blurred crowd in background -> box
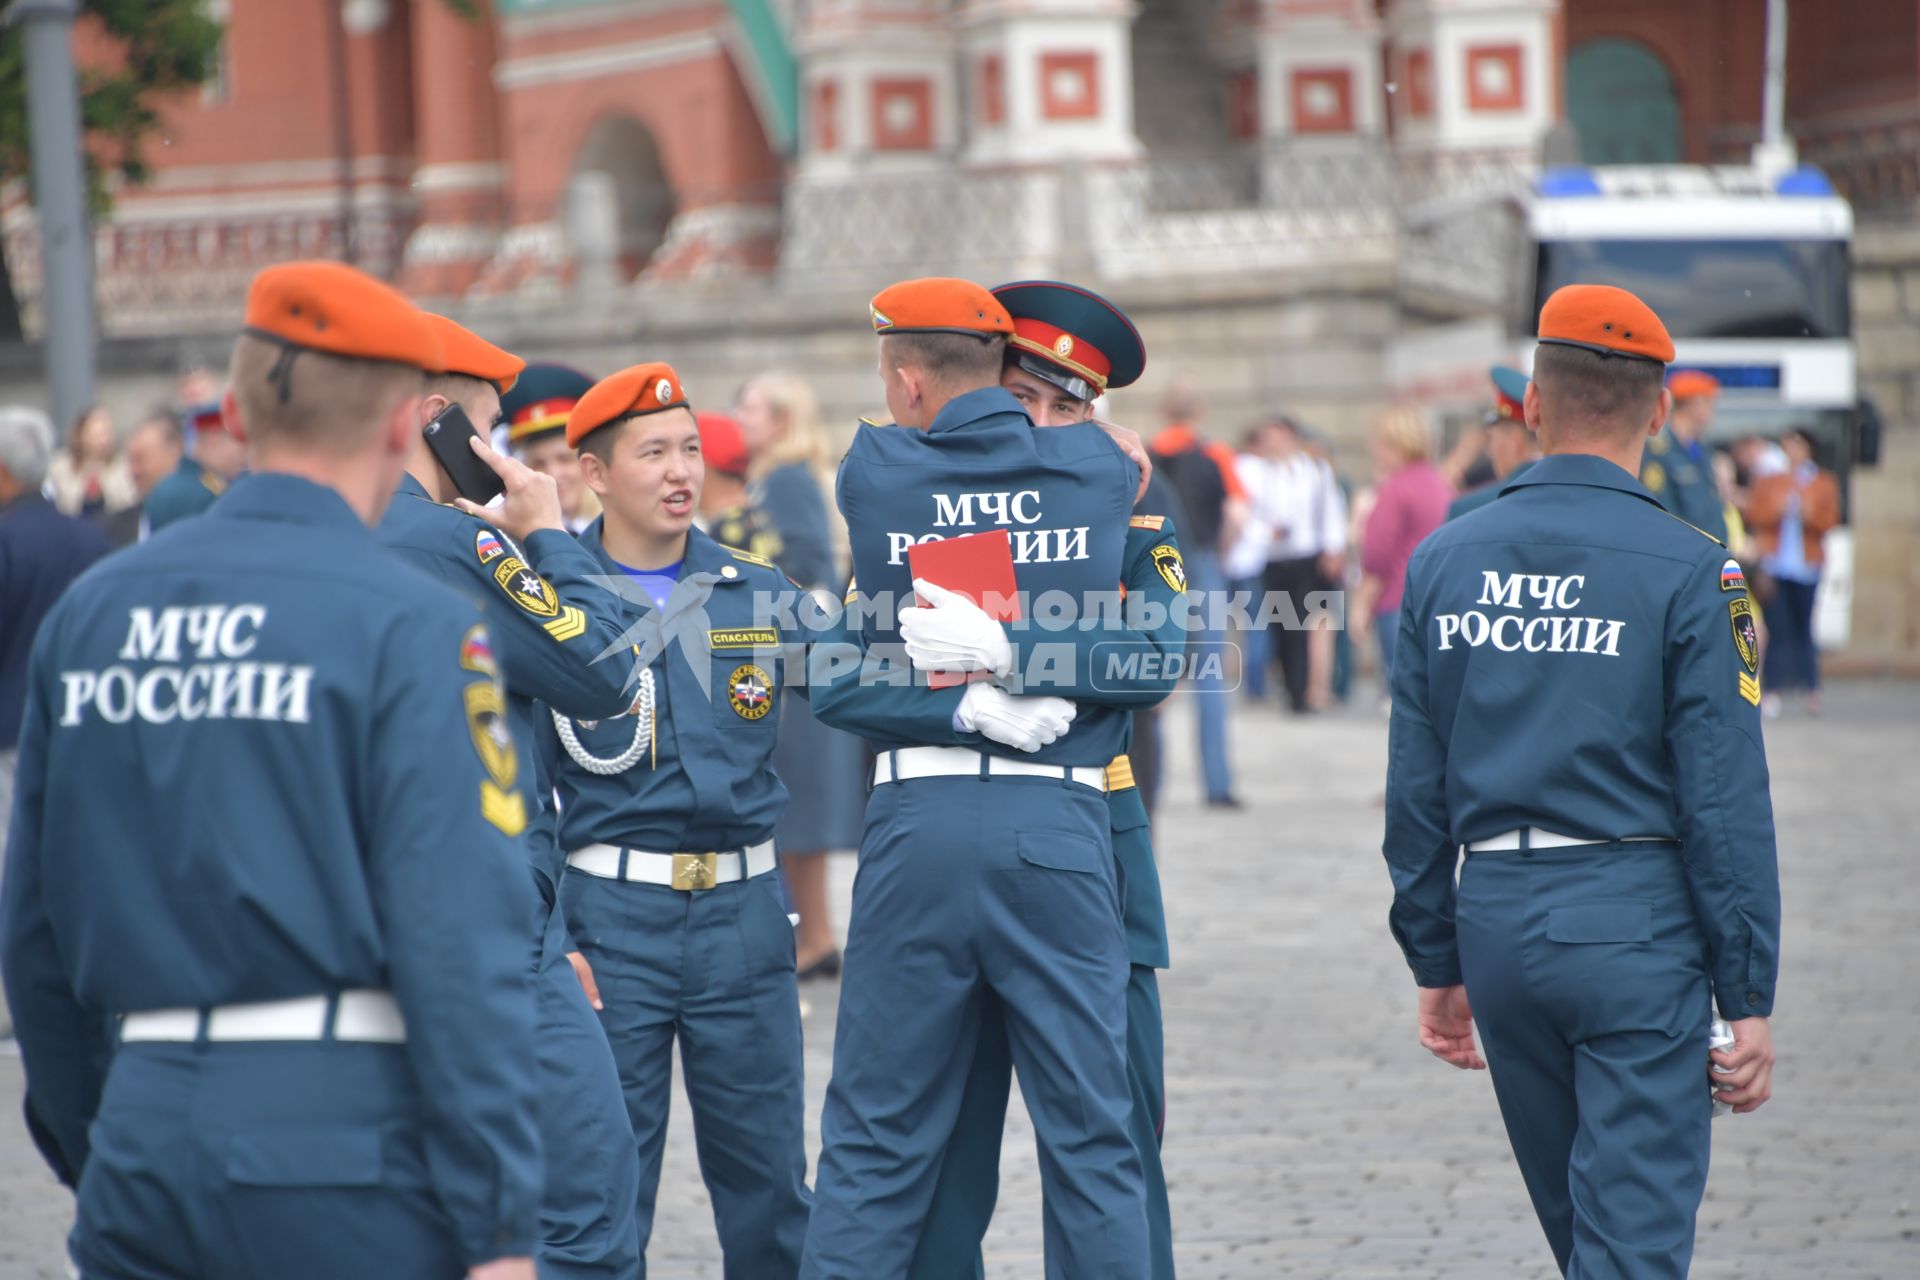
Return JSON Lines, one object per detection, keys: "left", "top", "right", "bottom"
{"left": 0, "top": 362, "right": 1842, "bottom": 979}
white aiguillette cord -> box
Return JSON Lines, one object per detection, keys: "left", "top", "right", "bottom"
{"left": 553, "top": 668, "right": 656, "bottom": 775}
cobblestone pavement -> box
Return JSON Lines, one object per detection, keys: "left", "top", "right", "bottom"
{"left": 3, "top": 681, "right": 1917, "bottom": 1278}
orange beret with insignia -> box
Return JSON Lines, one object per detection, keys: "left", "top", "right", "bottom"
{"left": 1666, "top": 369, "right": 1721, "bottom": 401}
{"left": 423, "top": 313, "right": 524, "bottom": 394}
{"left": 870, "top": 277, "right": 1014, "bottom": 339}
{"left": 567, "top": 362, "right": 691, "bottom": 448}
{"left": 1535, "top": 284, "right": 1675, "bottom": 364}
{"left": 244, "top": 260, "right": 441, "bottom": 371}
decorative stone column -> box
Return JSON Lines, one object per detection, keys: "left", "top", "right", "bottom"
{"left": 1385, "top": 0, "right": 1561, "bottom": 158}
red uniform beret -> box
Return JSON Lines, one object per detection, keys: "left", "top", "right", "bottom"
{"left": 696, "top": 411, "right": 749, "bottom": 477}
{"left": 567, "top": 362, "right": 691, "bottom": 449}
{"left": 1536, "top": 284, "right": 1675, "bottom": 364}
{"left": 422, "top": 314, "right": 524, "bottom": 394}
{"left": 244, "top": 260, "right": 441, "bottom": 370}
{"left": 870, "top": 277, "right": 1014, "bottom": 339}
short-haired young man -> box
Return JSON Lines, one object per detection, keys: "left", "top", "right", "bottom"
{"left": 376, "top": 313, "right": 643, "bottom": 1278}
{"left": 541, "top": 363, "right": 813, "bottom": 1277}
{"left": 1383, "top": 284, "right": 1780, "bottom": 1278}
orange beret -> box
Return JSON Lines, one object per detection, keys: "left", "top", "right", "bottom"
{"left": 697, "top": 411, "right": 749, "bottom": 477}
{"left": 567, "top": 362, "right": 690, "bottom": 448}
{"left": 1535, "top": 284, "right": 1675, "bottom": 364}
{"left": 870, "top": 277, "right": 1014, "bottom": 339}
{"left": 244, "top": 260, "right": 441, "bottom": 370}
{"left": 1666, "top": 369, "right": 1720, "bottom": 400}
{"left": 423, "top": 314, "right": 524, "bottom": 394}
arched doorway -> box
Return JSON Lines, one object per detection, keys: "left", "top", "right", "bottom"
{"left": 567, "top": 115, "right": 676, "bottom": 281}
{"left": 1567, "top": 38, "right": 1682, "bottom": 165}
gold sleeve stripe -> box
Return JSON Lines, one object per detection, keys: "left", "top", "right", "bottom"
{"left": 480, "top": 781, "right": 527, "bottom": 837}
{"left": 1738, "top": 672, "right": 1762, "bottom": 706}
{"left": 1129, "top": 514, "right": 1166, "bottom": 531}
{"left": 1105, "top": 754, "right": 1136, "bottom": 792}
{"left": 544, "top": 606, "right": 588, "bottom": 642}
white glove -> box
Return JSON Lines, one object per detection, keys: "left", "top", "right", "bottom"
{"left": 954, "top": 683, "right": 1076, "bottom": 754}
{"left": 899, "top": 577, "right": 1015, "bottom": 678}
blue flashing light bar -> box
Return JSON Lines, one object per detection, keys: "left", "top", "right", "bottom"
{"left": 1537, "top": 167, "right": 1603, "bottom": 197}
{"left": 1670, "top": 365, "right": 1783, "bottom": 392}
{"left": 1774, "top": 167, "right": 1835, "bottom": 197}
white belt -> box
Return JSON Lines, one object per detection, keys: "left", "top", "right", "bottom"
{"left": 566, "top": 839, "right": 777, "bottom": 890}
{"left": 120, "top": 990, "right": 405, "bottom": 1044}
{"left": 872, "top": 745, "right": 1108, "bottom": 793}
{"left": 1465, "top": 827, "right": 1676, "bottom": 853}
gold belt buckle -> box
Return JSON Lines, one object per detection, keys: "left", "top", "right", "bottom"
{"left": 671, "top": 852, "right": 719, "bottom": 891}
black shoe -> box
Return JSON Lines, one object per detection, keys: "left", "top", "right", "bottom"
{"left": 1206, "top": 794, "right": 1245, "bottom": 810}
{"left": 797, "top": 950, "right": 843, "bottom": 982}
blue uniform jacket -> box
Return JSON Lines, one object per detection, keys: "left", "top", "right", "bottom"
{"left": 815, "top": 514, "right": 1187, "bottom": 966}
{"left": 539, "top": 522, "right": 803, "bottom": 855}
{"left": 820, "top": 387, "right": 1171, "bottom": 767}
{"left": 142, "top": 455, "right": 223, "bottom": 533}
{"left": 1641, "top": 427, "right": 1728, "bottom": 544}
{"left": 0, "top": 474, "right": 542, "bottom": 1258}
{"left": 1383, "top": 454, "right": 1780, "bottom": 1019}
{"left": 0, "top": 493, "right": 109, "bottom": 750}
{"left": 377, "top": 472, "right": 635, "bottom": 898}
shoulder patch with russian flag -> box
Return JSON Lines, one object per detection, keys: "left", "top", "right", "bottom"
{"left": 476, "top": 528, "right": 505, "bottom": 564}
{"left": 1720, "top": 559, "right": 1746, "bottom": 593}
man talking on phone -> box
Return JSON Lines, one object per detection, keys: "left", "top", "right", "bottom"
{"left": 377, "top": 313, "right": 644, "bottom": 1278}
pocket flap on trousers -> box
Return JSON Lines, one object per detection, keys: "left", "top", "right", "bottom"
{"left": 227, "top": 1128, "right": 384, "bottom": 1187}
{"left": 1546, "top": 900, "right": 1654, "bottom": 945}
{"left": 1016, "top": 832, "right": 1104, "bottom": 875}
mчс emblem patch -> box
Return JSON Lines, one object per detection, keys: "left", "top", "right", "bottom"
{"left": 1151, "top": 543, "right": 1188, "bottom": 594}
{"left": 492, "top": 555, "right": 560, "bottom": 618}
{"left": 727, "top": 663, "right": 774, "bottom": 721}
{"left": 1728, "top": 596, "right": 1759, "bottom": 674}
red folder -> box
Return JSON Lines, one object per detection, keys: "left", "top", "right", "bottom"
{"left": 906, "top": 530, "right": 1022, "bottom": 688}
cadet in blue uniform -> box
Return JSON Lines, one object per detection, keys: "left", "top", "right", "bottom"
{"left": 538, "top": 363, "right": 812, "bottom": 1278}
{"left": 1640, "top": 369, "right": 1728, "bottom": 543}
{"left": 1446, "top": 365, "right": 1538, "bottom": 521}
{"left": 377, "top": 314, "right": 642, "bottom": 1279}
{"left": 504, "top": 362, "right": 601, "bottom": 535}
{"left": 911, "top": 279, "right": 1183, "bottom": 1280}
{"left": 1382, "top": 285, "right": 1780, "bottom": 1279}
{"left": 802, "top": 278, "right": 1168, "bottom": 1280}
{"left": 141, "top": 404, "right": 231, "bottom": 533}
{"left": 1, "top": 261, "right": 544, "bottom": 1279}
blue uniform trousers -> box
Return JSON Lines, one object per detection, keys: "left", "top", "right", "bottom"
{"left": 72, "top": 1041, "right": 468, "bottom": 1279}
{"left": 1457, "top": 843, "right": 1714, "bottom": 1280}
{"left": 535, "top": 909, "right": 642, "bottom": 1279}
{"left": 560, "top": 867, "right": 810, "bottom": 1279}
{"left": 907, "top": 965, "right": 1171, "bottom": 1280}
{"left": 802, "top": 777, "right": 1148, "bottom": 1280}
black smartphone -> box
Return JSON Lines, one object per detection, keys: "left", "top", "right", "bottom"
{"left": 422, "top": 403, "right": 506, "bottom": 505}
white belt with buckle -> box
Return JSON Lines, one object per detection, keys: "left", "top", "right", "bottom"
{"left": 1465, "top": 827, "right": 1675, "bottom": 853}
{"left": 120, "top": 990, "right": 405, "bottom": 1044}
{"left": 872, "top": 745, "right": 1108, "bottom": 793}
{"left": 566, "top": 840, "right": 777, "bottom": 891}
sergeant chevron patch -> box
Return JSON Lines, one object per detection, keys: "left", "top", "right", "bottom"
{"left": 544, "top": 606, "right": 587, "bottom": 642}
{"left": 1738, "top": 672, "right": 1762, "bottom": 706}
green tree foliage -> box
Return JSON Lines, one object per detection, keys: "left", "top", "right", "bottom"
{"left": 0, "top": 0, "right": 222, "bottom": 336}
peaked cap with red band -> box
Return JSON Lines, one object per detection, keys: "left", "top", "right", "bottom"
{"left": 423, "top": 313, "right": 524, "bottom": 395}
{"left": 1535, "top": 284, "right": 1675, "bottom": 364}
{"left": 567, "top": 362, "right": 691, "bottom": 449}
{"left": 1666, "top": 369, "right": 1721, "bottom": 401}
{"left": 991, "top": 279, "right": 1146, "bottom": 401}
{"left": 501, "top": 363, "right": 595, "bottom": 447}
{"left": 1486, "top": 365, "right": 1528, "bottom": 426}
{"left": 869, "top": 277, "right": 1014, "bottom": 339}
